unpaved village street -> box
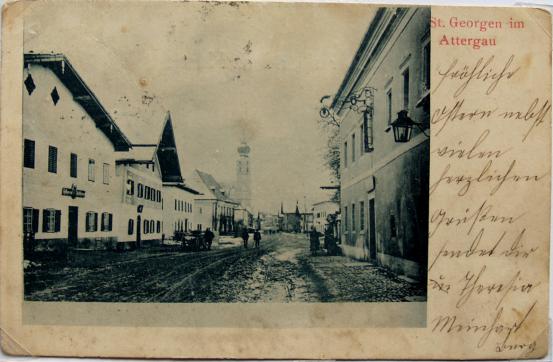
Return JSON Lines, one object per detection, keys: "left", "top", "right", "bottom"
{"left": 25, "top": 233, "right": 425, "bottom": 303}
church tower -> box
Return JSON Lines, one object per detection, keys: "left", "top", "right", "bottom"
{"left": 236, "top": 141, "right": 252, "bottom": 209}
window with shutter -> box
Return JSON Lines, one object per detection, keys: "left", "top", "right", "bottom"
{"left": 70, "top": 153, "right": 78, "bottom": 178}
{"left": 128, "top": 219, "right": 134, "bottom": 235}
{"left": 364, "top": 109, "right": 374, "bottom": 152}
{"left": 403, "top": 68, "right": 410, "bottom": 110}
{"left": 126, "top": 179, "right": 135, "bottom": 195}
{"left": 108, "top": 214, "right": 113, "bottom": 231}
{"left": 88, "top": 159, "right": 95, "bottom": 182}
{"left": 23, "top": 208, "right": 33, "bottom": 232}
{"left": 23, "top": 139, "right": 35, "bottom": 169}
{"left": 86, "top": 212, "right": 92, "bottom": 232}
{"left": 48, "top": 146, "right": 57, "bottom": 173}
{"left": 103, "top": 163, "right": 110, "bottom": 185}
{"left": 43, "top": 209, "right": 56, "bottom": 233}
{"left": 86, "top": 211, "right": 98, "bottom": 232}
{"left": 101, "top": 212, "right": 109, "bottom": 231}
{"left": 32, "top": 209, "right": 39, "bottom": 233}
{"left": 54, "top": 210, "right": 61, "bottom": 232}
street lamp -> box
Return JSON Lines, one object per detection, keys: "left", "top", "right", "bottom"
{"left": 386, "top": 110, "right": 429, "bottom": 143}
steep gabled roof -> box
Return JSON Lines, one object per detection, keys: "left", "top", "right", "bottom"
{"left": 115, "top": 112, "right": 184, "bottom": 183}
{"left": 24, "top": 53, "right": 132, "bottom": 151}
{"left": 156, "top": 112, "right": 183, "bottom": 183}
{"left": 195, "top": 170, "right": 238, "bottom": 204}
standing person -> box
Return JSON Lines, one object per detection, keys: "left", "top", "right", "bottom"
{"left": 309, "top": 226, "right": 320, "bottom": 255}
{"left": 253, "top": 229, "right": 261, "bottom": 248}
{"left": 204, "top": 228, "right": 215, "bottom": 251}
{"left": 241, "top": 227, "right": 249, "bottom": 249}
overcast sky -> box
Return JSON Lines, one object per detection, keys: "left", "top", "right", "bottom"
{"left": 24, "top": 1, "right": 375, "bottom": 213}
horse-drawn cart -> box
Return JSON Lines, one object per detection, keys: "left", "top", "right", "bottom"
{"left": 173, "top": 230, "right": 208, "bottom": 252}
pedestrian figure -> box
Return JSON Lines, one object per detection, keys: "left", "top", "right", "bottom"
{"left": 241, "top": 228, "right": 249, "bottom": 249}
{"left": 253, "top": 229, "right": 261, "bottom": 248}
{"left": 309, "top": 226, "right": 321, "bottom": 255}
{"left": 204, "top": 228, "right": 215, "bottom": 251}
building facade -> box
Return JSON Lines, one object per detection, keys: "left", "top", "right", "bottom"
{"left": 334, "top": 7, "right": 430, "bottom": 281}
{"left": 190, "top": 170, "right": 239, "bottom": 235}
{"left": 162, "top": 183, "right": 200, "bottom": 239}
{"left": 22, "top": 53, "right": 198, "bottom": 253}
{"left": 22, "top": 54, "right": 132, "bottom": 254}
{"left": 312, "top": 201, "right": 340, "bottom": 233}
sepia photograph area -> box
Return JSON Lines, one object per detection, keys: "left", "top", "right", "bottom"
{"left": 21, "top": 3, "right": 430, "bottom": 305}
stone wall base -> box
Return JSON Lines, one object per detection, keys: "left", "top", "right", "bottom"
{"left": 339, "top": 244, "right": 423, "bottom": 281}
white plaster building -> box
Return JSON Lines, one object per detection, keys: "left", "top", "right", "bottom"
{"left": 22, "top": 53, "right": 132, "bottom": 253}
{"left": 190, "top": 170, "right": 239, "bottom": 236}
{"left": 311, "top": 201, "right": 339, "bottom": 233}
{"left": 333, "top": 8, "right": 430, "bottom": 281}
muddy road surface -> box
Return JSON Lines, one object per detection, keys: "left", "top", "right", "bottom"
{"left": 25, "top": 233, "right": 425, "bottom": 302}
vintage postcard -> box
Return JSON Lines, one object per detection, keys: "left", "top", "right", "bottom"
{"left": 0, "top": 1, "right": 550, "bottom": 359}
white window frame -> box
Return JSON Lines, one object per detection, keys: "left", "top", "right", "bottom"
{"left": 88, "top": 159, "right": 95, "bottom": 182}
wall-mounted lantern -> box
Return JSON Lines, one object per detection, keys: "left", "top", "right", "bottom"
{"left": 386, "top": 110, "right": 429, "bottom": 143}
